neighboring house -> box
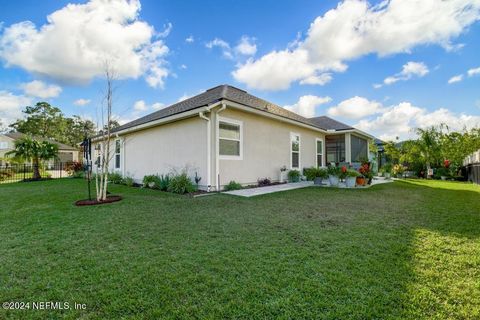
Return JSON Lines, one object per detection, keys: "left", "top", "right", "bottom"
{"left": 0, "top": 132, "right": 79, "bottom": 166}
{"left": 94, "top": 84, "right": 374, "bottom": 191}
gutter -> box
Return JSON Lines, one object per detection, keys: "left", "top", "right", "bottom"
{"left": 215, "top": 103, "right": 227, "bottom": 191}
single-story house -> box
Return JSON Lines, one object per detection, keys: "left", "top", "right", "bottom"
{"left": 0, "top": 132, "right": 80, "bottom": 166}
{"left": 94, "top": 84, "right": 374, "bottom": 191}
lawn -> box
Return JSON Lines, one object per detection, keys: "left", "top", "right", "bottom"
{"left": 0, "top": 179, "right": 479, "bottom": 319}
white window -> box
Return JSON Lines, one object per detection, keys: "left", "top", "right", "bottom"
{"left": 218, "top": 117, "right": 243, "bottom": 160}
{"left": 0, "top": 142, "right": 8, "bottom": 149}
{"left": 290, "top": 133, "right": 300, "bottom": 169}
{"left": 114, "top": 139, "right": 121, "bottom": 169}
{"left": 316, "top": 138, "right": 323, "bottom": 167}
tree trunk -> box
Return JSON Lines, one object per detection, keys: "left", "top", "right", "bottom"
{"left": 32, "top": 158, "right": 41, "bottom": 180}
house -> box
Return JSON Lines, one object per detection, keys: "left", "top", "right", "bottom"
{"left": 0, "top": 132, "right": 80, "bottom": 166}
{"left": 94, "top": 84, "right": 374, "bottom": 191}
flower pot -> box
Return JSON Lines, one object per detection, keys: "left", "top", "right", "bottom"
{"left": 148, "top": 182, "right": 155, "bottom": 188}
{"left": 384, "top": 173, "right": 391, "bottom": 179}
{"left": 440, "top": 176, "right": 447, "bottom": 181}
{"left": 314, "top": 177, "right": 324, "bottom": 185}
{"left": 279, "top": 171, "right": 288, "bottom": 183}
{"left": 356, "top": 176, "right": 366, "bottom": 186}
{"left": 346, "top": 176, "right": 356, "bottom": 188}
{"left": 328, "top": 175, "right": 339, "bottom": 187}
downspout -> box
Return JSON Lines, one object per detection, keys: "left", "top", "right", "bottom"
{"left": 198, "top": 111, "right": 211, "bottom": 191}
{"left": 215, "top": 103, "right": 227, "bottom": 191}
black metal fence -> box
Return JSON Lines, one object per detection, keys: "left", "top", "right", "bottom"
{"left": 466, "top": 163, "right": 480, "bottom": 185}
{"left": 0, "top": 162, "right": 75, "bottom": 184}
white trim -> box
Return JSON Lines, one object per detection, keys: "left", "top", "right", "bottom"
{"left": 114, "top": 139, "right": 122, "bottom": 171}
{"left": 290, "top": 132, "right": 301, "bottom": 170}
{"left": 215, "top": 104, "right": 227, "bottom": 190}
{"left": 198, "top": 111, "right": 211, "bottom": 189}
{"left": 217, "top": 116, "right": 243, "bottom": 161}
{"left": 315, "top": 137, "right": 324, "bottom": 167}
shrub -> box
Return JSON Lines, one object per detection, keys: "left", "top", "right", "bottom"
{"left": 72, "top": 170, "right": 85, "bottom": 178}
{"left": 65, "top": 161, "right": 83, "bottom": 176}
{"left": 303, "top": 167, "right": 328, "bottom": 181}
{"left": 287, "top": 170, "right": 300, "bottom": 182}
{"left": 157, "top": 174, "right": 171, "bottom": 191}
{"left": 257, "top": 177, "right": 272, "bottom": 187}
{"left": 109, "top": 172, "right": 123, "bottom": 184}
{"left": 168, "top": 173, "right": 196, "bottom": 194}
{"left": 327, "top": 165, "right": 341, "bottom": 177}
{"left": 382, "top": 163, "right": 393, "bottom": 174}
{"left": 122, "top": 175, "right": 135, "bottom": 187}
{"left": 224, "top": 180, "right": 242, "bottom": 191}
{"left": 143, "top": 175, "right": 158, "bottom": 188}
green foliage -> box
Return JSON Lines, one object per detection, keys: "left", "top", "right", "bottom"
{"left": 287, "top": 169, "right": 300, "bottom": 182}
{"left": 326, "top": 165, "right": 341, "bottom": 177}
{"left": 157, "top": 174, "right": 171, "bottom": 191}
{"left": 9, "top": 102, "right": 97, "bottom": 146}
{"left": 345, "top": 169, "right": 360, "bottom": 177}
{"left": 224, "top": 181, "right": 243, "bottom": 191}
{"left": 5, "top": 136, "right": 58, "bottom": 180}
{"left": 143, "top": 175, "right": 157, "bottom": 188}
{"left": 381, "top": 163, "right": 393, "bottom": 174}
{"left": 303, "top": 167, "right": 328, "bottom": 181}
{"left": 109, "top": 172, "right": 124, "bottom": 184}
{"left": 122, "top": 175, "right": 135, "bottom": 187}
{"left": 168, "top": 173, "right": 196, "bottom": 194}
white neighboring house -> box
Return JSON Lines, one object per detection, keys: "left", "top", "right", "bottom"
{"left": 0, "top": 132, "right": 79, "bottom": 166}
{"left": 93, "top": 84, "right": 374, "bottom": 191}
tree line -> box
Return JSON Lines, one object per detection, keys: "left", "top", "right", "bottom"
{"left": 6, "top": 101, "right": 120, "bottom": 146}
{"left": 383, "top": 125, "right": 480, "bottom": 178}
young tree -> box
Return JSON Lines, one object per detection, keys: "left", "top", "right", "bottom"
{"left": 6, "top": 136, "right": 58, "bottom": 180}
{"left": 415, "top": 126, "right": 442, "bottom": 175}
{"left": 95, "top": 63, "right": 116, "bottom": 201}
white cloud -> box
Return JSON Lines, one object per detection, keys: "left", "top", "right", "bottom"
{"left": 0, "top": 91, "right": 32, "bottom": 126}
{"left": 233, "top": 0, "right": 480, "bottom": 90}
{"left": 133, "top": 100, "right": 147, "bottom": 111}
{"left": 299, "top": 73, "right": 332, "bottom": 86}
{"left": 467, "top": 66, "right": 480, "bottom": 76}
{"left": 382, "top": 61, "right": 429, "bottom": 85}
{"left": 0, "top": 0, "right": 171, "bottom": 88}
{"left": 448, "top": 74, "right": 463, "bottom": 84}
{"left": 20, "top": 80, "right": 62, "bottom": 98}
{"left": 179, "top": 64, "right": 187, "bottom": 69}
{"left": 234, "top": 36, "right": 257, "bottom": 56}
{"left": 205, "top": 38, "right": 233, "bottom": 59}
{"left": 327, "top": 96, "right": 383, "bottom": 119}
{"left": 355, "top": 101, "right": 480, "bottom": 140}
{"left": 373, "top": 83, "right": 383, "bottom": 89}
{"left": 284, "top": 95, "right": 332, "bottom": 118}
{"left": 74, "top": 98, "right": 91, "bottom": 106}
{"left": 151, "top": 102, "right": 165, "bottom": 110}
{"left": 185, "top": 35, "right": 194, "bottom": 43}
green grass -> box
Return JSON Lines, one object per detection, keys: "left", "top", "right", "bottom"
{"left": 0, "top": 179, "right": 479, "bottom": 319}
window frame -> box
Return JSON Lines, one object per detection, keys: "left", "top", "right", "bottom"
{"left": 350, "top": 134, "right": 368, "bottom": 163}
{"left": 114, "top": 139, "right": 121, "bottom": 170}
{"left": 290, "top": 132, "right": 301, "bottom": 170}
{"left": 218, "top": 116, "right": 243, "bottom": 160}
{"left": 315, "top": 138, "right": 324, "bottom": 167}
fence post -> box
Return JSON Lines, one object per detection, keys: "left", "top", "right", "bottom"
{"left": 23, "top": 163, "right": 26, "bottom": 181}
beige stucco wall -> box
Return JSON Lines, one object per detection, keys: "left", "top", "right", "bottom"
{"left": 0, "top": 135, "right": 14, "bottom": 165}
{"left": 105, "top": 116, "right": 208, "bottom": 187}
{"left": 214, "top": 108, "right": 325, "bottom": 187}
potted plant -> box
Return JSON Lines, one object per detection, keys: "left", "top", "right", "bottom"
{"left": 382, "top": 163, "right": 392, "bottom": 179}
{"left": 327, "top": 165, "right": 340, "bottom": 187}
{"left": 279, "top": 165, "right": 288, "bottom": 183}
{"left": 345, "top": 169, "right": 359, "bottom": 188}
{"left": 314, "top": 168, "right": 328, "bottom": 185}
{"left": 287, "top": 169, "right": 300, "bottom": 182}
{"left": 358, "top": 162, "right": 372, "bottom": 185}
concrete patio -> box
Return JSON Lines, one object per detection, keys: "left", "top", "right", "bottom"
{"left": 223, "top": 177, "right": 394, "bottom": 197}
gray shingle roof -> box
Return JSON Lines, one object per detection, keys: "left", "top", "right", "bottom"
{"left": 112, "top": 84, "right": 326, "bottom": 133}
{"left": 308, "top": 116, "right": 354, "bottom": 131}
{"left": 4, "top": 132, "right": 78, "bottom": 151}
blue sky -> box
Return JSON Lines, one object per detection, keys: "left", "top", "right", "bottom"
{"left": 0, "top": 0, "right": 479, "bottom": 140}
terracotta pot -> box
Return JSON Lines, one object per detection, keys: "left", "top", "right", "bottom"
{"left": 356, "top": 176, "right": 366, "bottom": 186}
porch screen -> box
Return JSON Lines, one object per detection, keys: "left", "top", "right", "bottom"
{"left": 325, "top": 135, "right": 345, "bottom": 164}
{"left": 351, "top": 135, "right": 367, "bottom": 162}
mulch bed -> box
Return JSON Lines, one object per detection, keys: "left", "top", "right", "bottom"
{"left": 75, "top": 195, "right": 123, "bottom": 206}
{"left": 243, "top": 181, "right": 287, "bottom": 189}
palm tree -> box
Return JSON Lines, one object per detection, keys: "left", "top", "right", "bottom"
{"left": 6, "top": 136, "right": 58, "bottom": 180}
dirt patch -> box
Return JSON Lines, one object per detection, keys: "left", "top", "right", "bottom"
{"left": 75, "top": 195, "right": 122, "bottom": 206}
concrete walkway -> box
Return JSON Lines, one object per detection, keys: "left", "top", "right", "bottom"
{"left": 223, "top": 177, "right": 394, "bottom": 197}
{"left": 224, "top": 181, "right": 313, "bottom": 197}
